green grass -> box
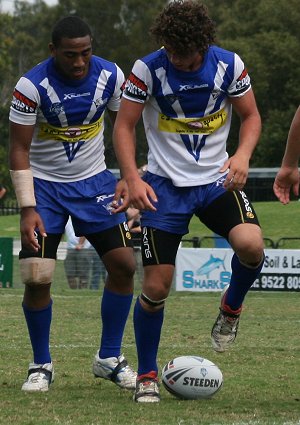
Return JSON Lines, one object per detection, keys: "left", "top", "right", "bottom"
{"left": 0, "top": 289, "right": 299, "bottom": 425}
{"left": 1, "top": 202, "right": 300, "bottom": 424}
{"left": 1, "top": 200, "right": 300, "bottom": 241}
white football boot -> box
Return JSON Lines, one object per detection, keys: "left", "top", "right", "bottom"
{"left": 21, "top": 362, "right": 54, "bottom": 392}
{"left": 92, "top": 353, "right": 136, "bottom": 390}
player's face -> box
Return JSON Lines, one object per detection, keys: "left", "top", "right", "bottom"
{"left": 165, "top": 47, "right": 202, "bottom": 72}
{"left": 50, "top": 35, "right": 92, "bottom": 80}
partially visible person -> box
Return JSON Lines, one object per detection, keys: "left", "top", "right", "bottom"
{"left": 9, "top": 16, "right": 136, "bottom": 393}
{"left": 64, "top": 218, "right": 91, "bottom": 289}
{"left": 0, "top": 184, "right": 6, "bottom": 199}
{"left": 273, "top": 106, "right": 300, "bottom": 204}
{"left": 126, "top": 206, "right": 141, "bottom": 233}
{"left": 89, "top": 246, "right": 107, "bottom": 290}
{"left": 113, "top": 0, "right": 265, "bottom": 402}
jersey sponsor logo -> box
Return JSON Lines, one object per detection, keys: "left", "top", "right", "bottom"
{"left": 158, "top": 108, "right": 227, "bottom": 135}
{"left": 63, "top": 92, "right": 91, "bottom": 100}
{"left": 124, "top": 72, "right": 147, "bottom": 101}
{"left": 38, "top": 116, "right": 104, "bottom": 163}
{"left": 38, "top": 115, "right": 104, "bottom": 143}
{"left": 11, "top": 89, "right": 37, "bottom": 114}
{"left": 179, "top": 83, "right": 209, "bottom": 91}
{"left": 235, "top": 68, "right": 250, "bottom": 92}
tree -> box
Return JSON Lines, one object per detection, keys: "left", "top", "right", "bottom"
{"left": 205, "top": 0, "right": 300, "bottom": 166}
{"left": 1, "top": 0, "right": 300, "bottom": 200}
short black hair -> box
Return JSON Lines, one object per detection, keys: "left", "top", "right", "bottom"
{"left": 51, "top": 16, "right": 92, "bottom": 47}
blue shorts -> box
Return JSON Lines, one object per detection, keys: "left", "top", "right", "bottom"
{"left": 141, "top": 172, "right": 260, "bottom": 236}
{"left": 34, "top": 170, "right": 126, "bottom": 235}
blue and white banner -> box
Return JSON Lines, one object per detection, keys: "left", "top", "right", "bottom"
{"left": 175, "top": 248, "right": 300, "bottom": 292}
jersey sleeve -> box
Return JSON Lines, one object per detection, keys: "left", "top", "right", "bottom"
{"left": 9, "top": 77, "right": 40, "bottom": 125}
{"left": 227, "top": 53, "right": 251, "bottom": 98}
{"left": 107, "top": 64, "right": 125, "bottom": 112}
{"left": 122, "top": 59, "right": 152, "bottom": 104}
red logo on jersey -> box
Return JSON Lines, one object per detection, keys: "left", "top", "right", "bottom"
{"left": 124, "top": 72, "right": 148, "bottom": 101}
{"left": 237, "top": 68, "right": 248, "bottom": 81}
{"left": 11, "top": 89, "right": 37, "bottom": 113}
{"left": 235, "top": 68, "right": 250, "bottom": 92}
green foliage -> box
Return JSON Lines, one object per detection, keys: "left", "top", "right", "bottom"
{"left": 205, "top": 0, "right": 300, "bottom": 166}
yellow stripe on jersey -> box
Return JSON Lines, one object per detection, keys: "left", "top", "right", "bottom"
{"left": 158, "top": 108, "right": 227, "bottom": 135}
{"left": 37, "top": 115, "right": 104, "bottom": 142}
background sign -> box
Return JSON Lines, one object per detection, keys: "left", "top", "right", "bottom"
{"left": 175, "top": 248, "right": 300, "bottom": 292}
{"left": 0, "top": 237, "right": 13, "bottom": 288}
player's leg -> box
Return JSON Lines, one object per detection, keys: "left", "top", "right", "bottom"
{"left": 65, "top": 170, "right": 137, "bottom": 390}
{"left": 20, "top": 232, "right": 62, "bottom": 392}
{"left": 131, "top": 173, "right": 191, "bottom": 402}
{"left": 20, "top": 177, "right": 68, "bottom": 392}
{"left": 86, "top": 224, "right": 137, "bottom": 390}
{"left": 134, "top": 228, "right": 182, "bottom": 403}
{"left": 199, "top": 188, "right": 264, "bottom": 352}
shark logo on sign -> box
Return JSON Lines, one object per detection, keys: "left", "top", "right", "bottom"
{"left": 196, "top": 255, "right": 226, "bottom": 278}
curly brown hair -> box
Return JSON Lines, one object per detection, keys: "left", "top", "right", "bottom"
{"left": 150, "top": 0, "right": 216, "bottom": 57}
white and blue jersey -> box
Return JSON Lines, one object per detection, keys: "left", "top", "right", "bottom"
{"left": 123, "top": 45, "right": 251, "bottom": 187}
{"left": 9, "top": 55, "right": 125, "bottom": 182}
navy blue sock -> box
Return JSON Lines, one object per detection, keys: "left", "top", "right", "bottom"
{"left": 99, "top": 288, "right": 133, "bottom": 358}
{"left": 22, "top": 300, "right": 52, "bottom": 364}
{"left": 134, "top": 297, "right": 164, "bottom": 376}
{"left": 226, "top": 253, "right": 264, "bottom": 310}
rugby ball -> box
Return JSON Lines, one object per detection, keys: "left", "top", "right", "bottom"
{"left": 161, "top": 356, "right": 223, "bottom": 400}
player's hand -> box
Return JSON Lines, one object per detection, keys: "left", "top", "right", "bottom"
{"left": 273, "top": 167, "right": 300, "bottom": 205}
{"left": 20, "top": 207, "right": 47, "bottom": 252}
{"left": 112, "top": 179, "right": 130, "bottom": 213}
{"left": 219, "top": 154, "right": 249, "bottom": 191}
{"left": 128, "top": 178, "right": 158, "bottom": 211}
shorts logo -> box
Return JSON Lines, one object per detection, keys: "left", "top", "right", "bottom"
{"left": 96, "top": 194, "right": 115, "bottom": 203}
{"left": 240, "top": 191, "right": 254, "bottom": 218}
{"left": 142, "top": 227, "right": 152, "bottom": 259}
{"left": 215, "top": 177, "right": 226, "bottom": 187}
{"left": 122, "top": 222, "right": 132, "bottom": 240}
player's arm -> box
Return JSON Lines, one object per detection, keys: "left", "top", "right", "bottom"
{"left": 113, "top": 98, "right": 157, "bottom": 211}
{"left": 273, "top": 106, "right": 300, "bottom": 204}
{"left": 9, "top": 121, "right": 46, "bottom": 251}
{"left": 221, "top": 89, "right": 261, "bottom": 191}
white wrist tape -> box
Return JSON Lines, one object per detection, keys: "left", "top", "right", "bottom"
{"left": 10, "top": 169, "right": 36, "bottom": 208}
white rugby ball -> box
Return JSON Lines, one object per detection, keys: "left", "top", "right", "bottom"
{"left": 161, "top": 355, "right": 223, "bottom": 400}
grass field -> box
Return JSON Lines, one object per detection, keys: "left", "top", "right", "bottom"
{"left": 1, "top": 200, "right": 300, "bottom": 241}
{"left": 0, "top": 289, "right": 299, "bottom": 425}
{"left": 0, "top": 201, "right": 300, "bottom": 424}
